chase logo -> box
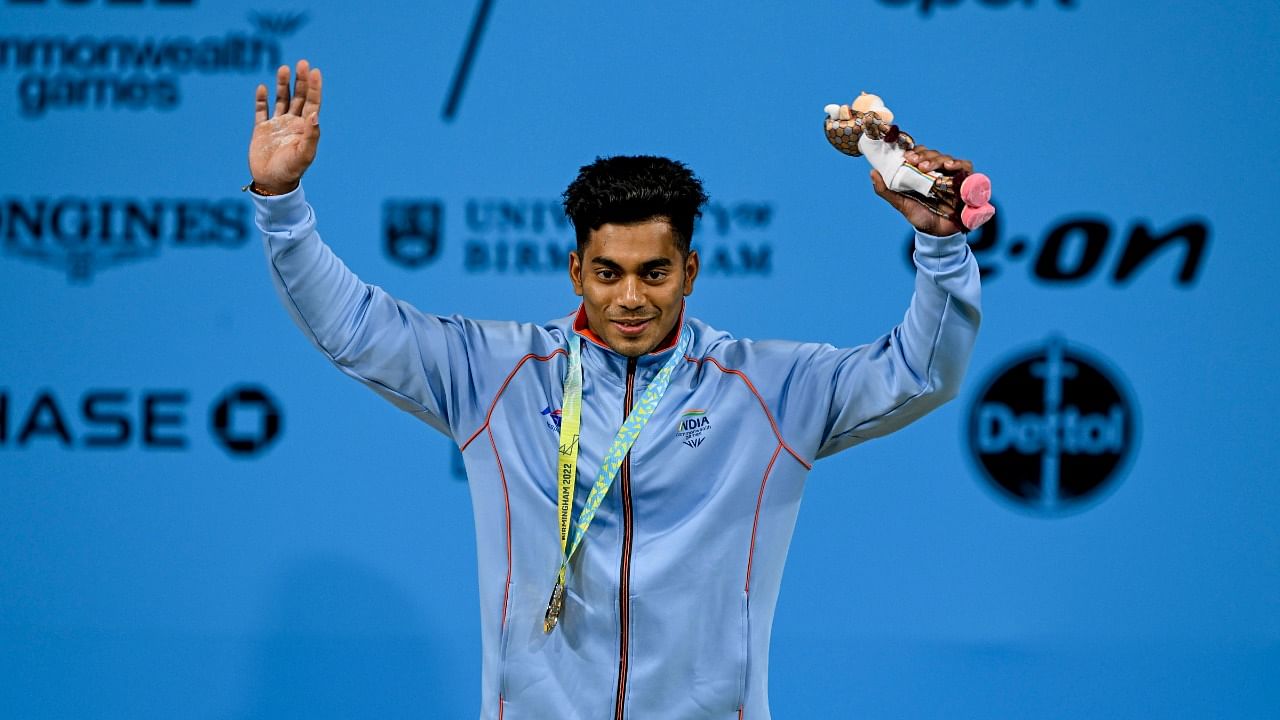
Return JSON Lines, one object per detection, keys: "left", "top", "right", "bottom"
{"left": 210, "top": 385, "right": 282, "bottom": 457}
{"left": 675, "top": 409, "right": 710, "bottom": 448}
{"left": 541, "top": 405, "right": 562, "bottom": 433}
{"left": 966, "top": 336, "right": 1138, "bottom": 515}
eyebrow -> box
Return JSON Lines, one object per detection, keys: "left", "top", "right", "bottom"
{"left": 591, "top": 256, "right": 674, "bottom": 272}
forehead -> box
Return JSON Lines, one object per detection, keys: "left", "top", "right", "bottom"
{"left": 583, "top": 219, "right": 682, "bottom": 263}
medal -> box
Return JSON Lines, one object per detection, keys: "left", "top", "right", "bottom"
{"left": 541, "top": 326, "right": 692, "bottom": 633}
{"left": 543, "top": 581, "right": 566, "bottom": 633}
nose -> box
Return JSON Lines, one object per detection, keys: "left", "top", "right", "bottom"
{"left": 619, "top": 276, "right": 643, "bottom": 309}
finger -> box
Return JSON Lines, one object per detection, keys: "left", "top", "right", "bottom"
{"left": 290, "top": 59, "right": 310, "bottom": 115}
{"left": 273, "top": 65, "right": 290, "bottom": 118}
{"left": 301, "top": 67, "right": 322, "bottom": 123}
{"left": 929, "top": 155, "right": 972, "bottom": 175}
{"left": 904, "top": 144, "right": 929, "bottom": 165}
{"left": 254, "top": 83, "right": 268, "bottom": 124}
{"left": 915, "top": 149, "right": 946, "bottom": 172}
{"left": 917, "top": 149, "right": 973, "bottom": 175}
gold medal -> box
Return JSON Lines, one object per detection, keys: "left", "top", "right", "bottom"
{"left": 543, "top": 581, "right": 566, "bottom": 633}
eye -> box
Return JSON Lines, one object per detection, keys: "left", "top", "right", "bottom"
{"left": 646, "top": 270, "right": 669, "bottom": 282}
{"left": 595, "top": 269, "right": 617, "bottom": 281}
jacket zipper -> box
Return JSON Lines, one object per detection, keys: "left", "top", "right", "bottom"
{"left": 614, "top": 357, "right": 637, "bottom": 720}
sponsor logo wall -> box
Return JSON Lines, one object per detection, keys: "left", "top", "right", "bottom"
{"left": 2, "top": 2, "right": 1276, "bottom": 719}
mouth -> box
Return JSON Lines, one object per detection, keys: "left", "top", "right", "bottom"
{"left": 610, "top": 318, "right": 654, "bottom": 337}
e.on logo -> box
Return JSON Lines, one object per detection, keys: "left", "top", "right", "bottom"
{"left": 966, "top": 336, "right": 1138, "bottom": 515}
{"left": 906, "top": 207, "right": 1209, "bottom": 287}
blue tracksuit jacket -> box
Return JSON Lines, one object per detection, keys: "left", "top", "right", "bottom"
{"left": 255, "top": 185, "right": 981, "bottom": 720}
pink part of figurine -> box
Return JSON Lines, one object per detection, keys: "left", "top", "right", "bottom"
{"left": 960, "top": 173, "right": 992, "bottom": 208}
{"left": 961, "top": 203, "right": 995, "bottom": 231}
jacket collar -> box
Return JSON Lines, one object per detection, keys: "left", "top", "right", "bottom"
{"left": 571, "top": 301, "right": 687, "bottom": 356}
{"left": 571, "top": 302, "right": 689, "bottom": 384}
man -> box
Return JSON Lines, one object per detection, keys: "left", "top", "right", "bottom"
{"left": 247, "top": 60, "right": 982, "bottom": 720}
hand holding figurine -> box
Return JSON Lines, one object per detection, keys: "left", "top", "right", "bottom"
{"left": 824, "top": 92, "right": 994, "bottom": 235}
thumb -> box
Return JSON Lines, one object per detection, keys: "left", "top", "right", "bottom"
{"left": 869, "top": 169, "right": 908, "bottom": 213}
{"left": 869, "top": 169, "right": 888, "bottom": 196}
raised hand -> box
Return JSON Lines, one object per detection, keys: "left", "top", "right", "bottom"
{"left": 248, "top": 59, "right": 322, "bottom": 195}
{"left": 870, "top": 145, "right": 975, "bottom": 236}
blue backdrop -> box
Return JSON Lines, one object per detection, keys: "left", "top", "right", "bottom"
{"left": 2, "top": 1, "right": 1277, "bottom": 717}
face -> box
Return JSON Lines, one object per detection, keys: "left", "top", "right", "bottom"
{"left": 569, "top": 219, "right": 699, "bottom": 357}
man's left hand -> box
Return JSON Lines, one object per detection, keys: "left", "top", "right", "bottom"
{"left": 871, "top": 146, "right": 973, "bottom": 236}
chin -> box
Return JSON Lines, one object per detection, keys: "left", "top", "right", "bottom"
{"left": 612, "top": 340, "right": 651, "bottom": 358}
{"left": 603, "top": 333, "right": 654, "bottom": 357}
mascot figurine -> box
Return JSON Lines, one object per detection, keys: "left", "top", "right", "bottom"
{"left": 824, "top": 92, "right": 994, "bottom": 231}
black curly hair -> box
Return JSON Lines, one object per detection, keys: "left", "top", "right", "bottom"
{"left": 561, "top": 155, "right": 709, "bottom": 255}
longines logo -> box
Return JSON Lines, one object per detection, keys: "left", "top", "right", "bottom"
{"left": 0, "top": 4, "right": 306, "bottom": 117}
{"left": 905, "top": 207, "right": 1209, "bottom": 287}
{"left": 880, "top": 0, "right": 1077, "bottom": 15}
{"left": 383, "top": 198, "right": 774, "bottom": 277}
{"left": 966, "top": 336, "right": 1137, "bottom": 515}
{"left": 0, "top": 196, "right": 250, "bottom": 282}
{"left": 0, "top": 383, "right": 283, "bottom": 458}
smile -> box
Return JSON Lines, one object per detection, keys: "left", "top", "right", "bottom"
{"left": 611, "top": 319, "right": 653, "bottom": 336}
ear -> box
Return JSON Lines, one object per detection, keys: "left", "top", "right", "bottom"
{"left": 682, "top": 249, "right": 699, "bottom": 297}
{"left": 569, "top": 251, "right": 584, "bottom": 296}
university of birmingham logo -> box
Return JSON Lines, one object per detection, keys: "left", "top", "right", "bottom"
{"left": 383, "top": 200, "right": 443, "bottom": 268}
{"left": 675, "top": 409, "right": 710, "bottom": 448}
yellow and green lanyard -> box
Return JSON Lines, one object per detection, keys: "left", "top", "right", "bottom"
{"left": 544, "top": 327, "right": 692, "bottom": 633}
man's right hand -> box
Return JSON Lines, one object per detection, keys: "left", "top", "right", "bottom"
{"left": 248, "top": 59, "right": 322, "bottom": 195}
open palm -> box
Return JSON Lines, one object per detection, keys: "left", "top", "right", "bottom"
{"left": 248, "top": 59, "right": 322, "bottom": 195}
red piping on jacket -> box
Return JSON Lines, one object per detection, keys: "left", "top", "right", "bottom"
{"left": 457, "top": 349, "right": 566, "bottom": 715}
{"left": 486, "top": 426, "right": 511, "bottom": 627}
{"left": 683, "top": 355, "right": 812, "bottom": 470}
{"left": 682, "top": 354, "right": 810, "bottom": 718}
{"left": 745, "top": 443, "right": 784, "bottom": 594}
{"left": 460, "top": 349, "right": 567, "bottom": 452}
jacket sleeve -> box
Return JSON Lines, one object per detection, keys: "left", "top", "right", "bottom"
{"left": 785, "top": 229, "right": 982, "bottom": 460}
{"left": 254, "top": 185, "right": 554, "bottom": 441}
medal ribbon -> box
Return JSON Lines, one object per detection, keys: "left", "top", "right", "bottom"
{"left": 545, "top": 325, "right": 692, "bottom": 632}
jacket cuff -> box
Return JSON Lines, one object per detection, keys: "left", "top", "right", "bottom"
{"left": 912, "top": 229, "right": 969, "bottom": 272}
{"left": 252, "top": 183, "right": 310, "bottom": 232}
{"left": 913, "top": 229, "right": 967, "bottom": 257}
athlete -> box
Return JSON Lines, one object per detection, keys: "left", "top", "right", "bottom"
{"left": 247, "top": 60, "right": 983, "bottom": 720}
